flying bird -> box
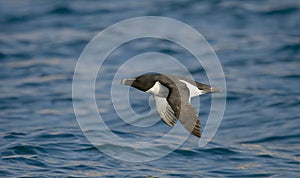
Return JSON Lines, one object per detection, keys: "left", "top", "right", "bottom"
{"left": 121, "top": 73, "right": 220, "bottom": 137}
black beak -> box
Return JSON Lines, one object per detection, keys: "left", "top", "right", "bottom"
{"left": 121, "top": 78, "right": 135, "bottom": 86}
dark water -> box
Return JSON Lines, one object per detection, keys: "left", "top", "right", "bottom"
{"left": 1, "top": 0, "right": 300, "bottom": 177}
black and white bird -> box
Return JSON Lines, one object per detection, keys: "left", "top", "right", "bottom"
{"left": 121, "top": 73, "right": 220, "bottom": 138}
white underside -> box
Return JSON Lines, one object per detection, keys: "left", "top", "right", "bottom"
{"left": 146, "top": 80, "right": 205, "bottom": 100}
{"left": 146, "top": 81, "right": 169, "bottom": 97}
{"left": 179, "top": 80, "right": 205, "bottom": 97}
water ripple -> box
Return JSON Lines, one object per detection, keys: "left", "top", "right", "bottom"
{"left": 0, "top": 0, "right": 299, "bottom": 177}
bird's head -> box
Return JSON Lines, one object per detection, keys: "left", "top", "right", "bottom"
{"left": 121, "top": 74, "right": 157, "bottom": 92}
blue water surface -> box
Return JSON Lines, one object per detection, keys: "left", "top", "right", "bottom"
{"left": 1, "top": 0, "right": 300, "bottom": 177}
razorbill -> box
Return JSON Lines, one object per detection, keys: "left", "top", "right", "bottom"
{"left": 121, "top": 73, "right": 220, "bottom": 138}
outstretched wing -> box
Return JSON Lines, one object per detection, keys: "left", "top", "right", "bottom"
{"left": 176, "top": 103, "right": 201, "bottom": 137}
{"left": 153, "top": 96, "right": 177, "bottom": 127}
{"left": 166, "top": 81, "right": 201, "bottom": 138}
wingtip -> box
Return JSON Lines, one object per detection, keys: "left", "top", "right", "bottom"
{"left": 191, "top": 119, "right": 201, "bottom": 138}
{"left": 192, "top": 131, "right": 201, "bottom": 138}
